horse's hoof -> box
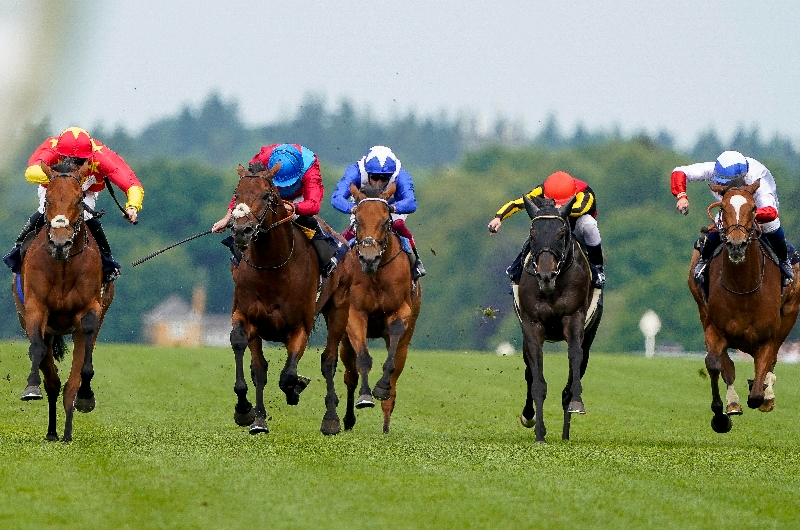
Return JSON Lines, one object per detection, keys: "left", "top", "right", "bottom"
{"left": 21, "top": 385, "right": 43, "bottom": 401}
{"left": 372, "top": 384, "right": 390, "bottom": 401}
{"left": 725, "top": 402, "right": 743, "bottom": 416}
{"left": 249, "top": 417, "right": 269, "bottom": 435}
{"left": 759, "top": 399, "right": 775, "bottom": 412}
{"left": 320, "top": 418, "right": 341, "bottom": 436}
{"left": 711, "top": 414, "right": 733, "bottom": 433}
{"left": 567, "top": 400, "right": 586, "bottom": 414}
{"left": 234, "top": 405, "right": 256, "bottom": 426}
{"left": 747, "top": 396, "right": 764, "bottom": 409}
{"left": 355, "top": 394, "right": 375, "bottom": 409}
{"left": 344, "top": 414, "right": 356, "bottom": 431}
{"left": 520, "top": 413, "right": 535, "bottom": 428}
{"left": 46, "top": 433, "right": 59, "bottom": 442}
{"left": 74, "top": 396, "right": 96, "bottom": 413}
{"left": 285, "top": 392, "right": 300, "bottom": 406}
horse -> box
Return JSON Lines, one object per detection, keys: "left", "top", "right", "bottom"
{"left": 688, "top": 180, "right": 800, "bottom": 433}
{"left": 339, "top": 182, "right": 422, "bottom": 433}
{"left": 228, "top": 164, "right": 354, "bottom": 435}
{"left": 13, "top": 160, "right": 114, "bottom": 442}
{"left": 517, "top": 195, "right": 602, "bottom": 443}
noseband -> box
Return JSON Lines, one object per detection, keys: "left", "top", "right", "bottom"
{"left": 526, "top": 214, "right": 573, "bottom": 278}
{"left": 44, "top": 172, "right": 88, "bottom": 257}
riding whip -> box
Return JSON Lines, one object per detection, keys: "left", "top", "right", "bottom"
{"left": 131, "top": 229, "right": 214, "bottom": 267}
{"left": 103, "top": 176, "right": 138, "bottom": 224}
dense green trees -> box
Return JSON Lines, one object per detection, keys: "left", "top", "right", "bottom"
{"left": 3, "top": 94, "right": 800, "bottom": 354}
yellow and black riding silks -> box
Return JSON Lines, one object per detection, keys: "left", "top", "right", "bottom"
{"left": 493, "top": 183, "right": 597, "bottom": 227}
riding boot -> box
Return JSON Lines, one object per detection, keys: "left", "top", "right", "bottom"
{"left": 586, "top": 243, "right": 605, "bottom": 288}
{"left": 506, "top": 238, "right": 530, "bottom": 286}
{"left": 298, "top": 216, "right": 343, "bottom": 277}
{"left": 3, "top": 211, "right": 44, "bottom": 274}
{"left": 412, "top": 246, "right": 426, "bottom": 278}
{"left": 86, "top": 218, "right": 121, "bottom": 283}
{"left": 694, "top": 231, "right": 721, "bottom": 280}
{"left": 765, "top": 227, "right": 794, "bottom": 285}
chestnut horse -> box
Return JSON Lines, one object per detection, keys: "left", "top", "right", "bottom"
{"left": 228, "top": 164, "right": 353, "bottom": 435}
{"left": 339, "top": 182, "right": 422, "bottom": 433}
{"left": 688, "top": 180, "right": 800, "bottom": 433}
{"left": 13, "top": 161, "right": 114, "bottom": 442}
{"left": 517, "top": 196, "right": 601, "bottom": 443}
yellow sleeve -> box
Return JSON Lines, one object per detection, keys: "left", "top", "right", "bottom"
{"left": 495, "top": 186, "right": 544, "bottom": 221}
{"left": 25, "top": 164, "right": 49, "bottom": 185}
{"left": 125, "top": 185, "right": 144, "bottom": 212}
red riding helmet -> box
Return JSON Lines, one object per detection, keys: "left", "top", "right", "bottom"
{"left": 55, "top": 127, "right": 94, "bottom": 158}
{"left": 543, "top": 171, "right": 577, "bottom": 206}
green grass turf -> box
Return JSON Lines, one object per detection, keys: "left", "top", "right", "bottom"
{"left": 1, "top": 340, "right": 799, "bottom": 529}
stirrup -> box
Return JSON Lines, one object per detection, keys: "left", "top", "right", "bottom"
{"left": 592, "top": 267, "right": 605, "bottom": 288}
{"left": 693, "top": 259, "right": 708, "bottom": 280}
{"left": 322, "top": 257, "right": 338, "bottom": 278}
{"left": 103, "top": 268, "right": 121, "bottom": 284}
{"left": 780, "top": 261, "right": 794, "bottom": 286}
{"left": 415, "top": 259, "right": 426, "bottom": 278}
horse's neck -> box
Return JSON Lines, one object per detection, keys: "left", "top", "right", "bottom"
{"left": 721, "top": 241, "right": 764, "bottom": 290}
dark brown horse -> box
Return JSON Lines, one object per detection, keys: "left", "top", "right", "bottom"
{"left": 688, "top": 180, "right": 800, "bottom": 433}
{"left": 517, "top": 196, "right": 602, "bottom": 443}
{"left": 228, "top": 164, "right": 353, "bottom": 435}
{"left": 339, "top": 182, "right": 422, "bottom": 433}
{"left": 13, "top": 161, "right": 114, "bottom": 442}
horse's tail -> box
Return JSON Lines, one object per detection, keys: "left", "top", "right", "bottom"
{"left": 52, "top": 334, "right": 68, "bottom": 362}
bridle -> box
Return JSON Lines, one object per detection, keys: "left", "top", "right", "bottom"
{"left": 353, "top": 197, "right": 402, "bottom": 266}
{"left": 234, "top": 173, "right": 297, "bottom": 270}
{"left": 525, "top": 214, "right": 574, "bottom": 278}
{"left": 43, "top": 172, "right": 89, "bottom": 258}
{"left": 708, "top": 187, "right": 762, "bottom": 247}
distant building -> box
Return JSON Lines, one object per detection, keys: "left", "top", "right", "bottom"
{"left": 143, "top": 286, "right": 231, "bottom": 347}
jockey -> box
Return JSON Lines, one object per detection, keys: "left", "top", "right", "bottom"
{"left": 488, "top": 170, "right": 605, "bottom": 288}
{"left": 213, "top": 143, "right": 347, "bottom": 277}
{"left": 330, "top": 145, "right": 426, "bottom": 280}
{"left": 672, "top": 150, "right": 794, "bottom": 285}
{"left": 2, "top": 127, "right": 143, "bottom": 284}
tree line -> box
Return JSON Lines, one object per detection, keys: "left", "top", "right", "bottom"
{"left": 2, "top": 93, "right": 800, "bottom": 353}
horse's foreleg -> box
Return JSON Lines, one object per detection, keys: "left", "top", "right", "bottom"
{"left": 74, "top": 312, "right": 99, "bottom": 414}
{"left": 319, "top": 305, "right": 348, "bottom": 436}
{"left": 340, "top": 334, "right": 359, "bottom": 430}
{"left": 231, "top": 320, "right": 254, "bottom": 427}
{"left": 22, "top": 321, "right": 48, "bottom": 400}
{"left": 521, "top": 321, "right": 547, "bottom": 442}
{"left": 62, "top": 335, "right": 88, "bottom": 443}
{"left": 520, "top": 363, "right": 535, "bottom": 428}
{"left": 748, "top": 343, "right": 776, "bottom": 410}
{"left": 280, "top": 329, "right": 309, "bottom": 406}
{"left": 759, "top": 371, "right": 777, "bottom": 412}
{"left": 249, "top": 337, "right": 269, "bottom": 434}
{"left": 346, "top": 315, "right": 373, "bottom": 409}
{"left": 719, "top": 350, "right": 741, "bottom": 416}
{"left": 705, "top": 329, "right": 732, "bottom": 433}
{"left": 379, "top": 329, "right": 410, "bottom": 434}
{"left": 39, "top": 343, "right": 60, "bottom": 441}
{"left": 374, "top": 309, "right": 410, "bottom": 402}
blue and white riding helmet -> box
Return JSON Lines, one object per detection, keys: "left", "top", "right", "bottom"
{"left": 267, "top": 144, "right": 304, "bottom": 190}
{"left": 713, "top": 150, "right": 749, "bottom": 185}
{"left": 362, "top": 145, "right": 401, "bottom": 178}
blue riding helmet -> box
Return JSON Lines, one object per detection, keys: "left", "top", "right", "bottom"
{"left": 363, "top": 145, "right": 399, "bottom": 175}
{"left": 713, "top": 150, "right": 749, "bottom": 185}
{"left": 267, "top": 144, "right": 304, "bottom": 188}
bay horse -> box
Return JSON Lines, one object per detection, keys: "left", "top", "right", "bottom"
{"left": 339, "top": 182, "right": 422, "bottom": 433}
{"left": 13, "top": 160, "right": 114, "bottom": 442}
{"left": 228, "top": 164, "right": 353, "bottom": 435}
{"left": 688, "top": 180, "right": 800, "bottom": 433}
{"left": 517, "top": 195, "right": 602, "bottom": 443}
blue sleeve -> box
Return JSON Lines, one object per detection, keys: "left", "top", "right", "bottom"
{"left": 331, "top": 164, "right": 361, "bottom": 214}
{"left": 389, "top": 170, "right": 417, "bottom": 214}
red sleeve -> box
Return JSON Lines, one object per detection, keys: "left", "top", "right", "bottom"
{"left": 227, "top": 195, "right": 235, "bottom": 210}
{"left": 671, "top": 171, "right": 687, "bottom": 197}
{"left": 756, "top": 206, "right": 778, "bottom": 223}
{"left": 93, "top": 143, "right": 142, "bottom": 193}
{"left": 294, "top": 157, "right": 323, "bottom": 216}
{"left": 27, "top": 137, "right": 59, "bottom": 166}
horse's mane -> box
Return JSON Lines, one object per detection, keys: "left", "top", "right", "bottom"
{"left": 531, "top": 195, "right": 559, "bottom": 215}
{"left": 50, "top": 159, "right": 83, "bottom": 174}
{"left": 360, "top": 184, "right": 387, "bottom": 199}
{"left": 249, "top": 161, "right": 267, "bottom": 173}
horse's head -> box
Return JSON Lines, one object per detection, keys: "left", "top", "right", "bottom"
{"left": 710, "top": 180, "right": 761, "bottom": 265}
{"left": 351, "top": 181, "right": 396, "bottom": 274}
{"left": 230, "top": 162, "right": 286, "bottom": 250}
{"left": 523, "top": 195, "right": 575, "bottom": 294}
{"left": 42, "top": 160, "right": 89, "bottom": 261}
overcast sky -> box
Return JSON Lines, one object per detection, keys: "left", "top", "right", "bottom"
{"left": 5, "top": 1, "right": 800, "bottom": 150}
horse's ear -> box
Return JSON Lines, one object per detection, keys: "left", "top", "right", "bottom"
{"left": 39, "top": 161, "right": 53, "bottom": 180}
{"left": 709, "top": 183, "right": 726, "bottom": 195}
{"left": 267, "top": 161, "right": 281, "bottom": 179}
{"left": 76, "top": 161, "right": 90, "bottom": 180}
{"left": 237, "top": 164, "right": 246, "bottom": 177}
{"left": 350, "top": 183, "right": 363, "bottom": 203}
{"left": 558, "top": 196, "right": 577, "bottom": 219}
{"left": 523, "top": 195, "right": 539, "bottom": 219}
{"left": 747, "top": 179, "right": 762, "bottom": 194}
{"left": 380, "top": 181, "right": 397, "bottom": 201}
